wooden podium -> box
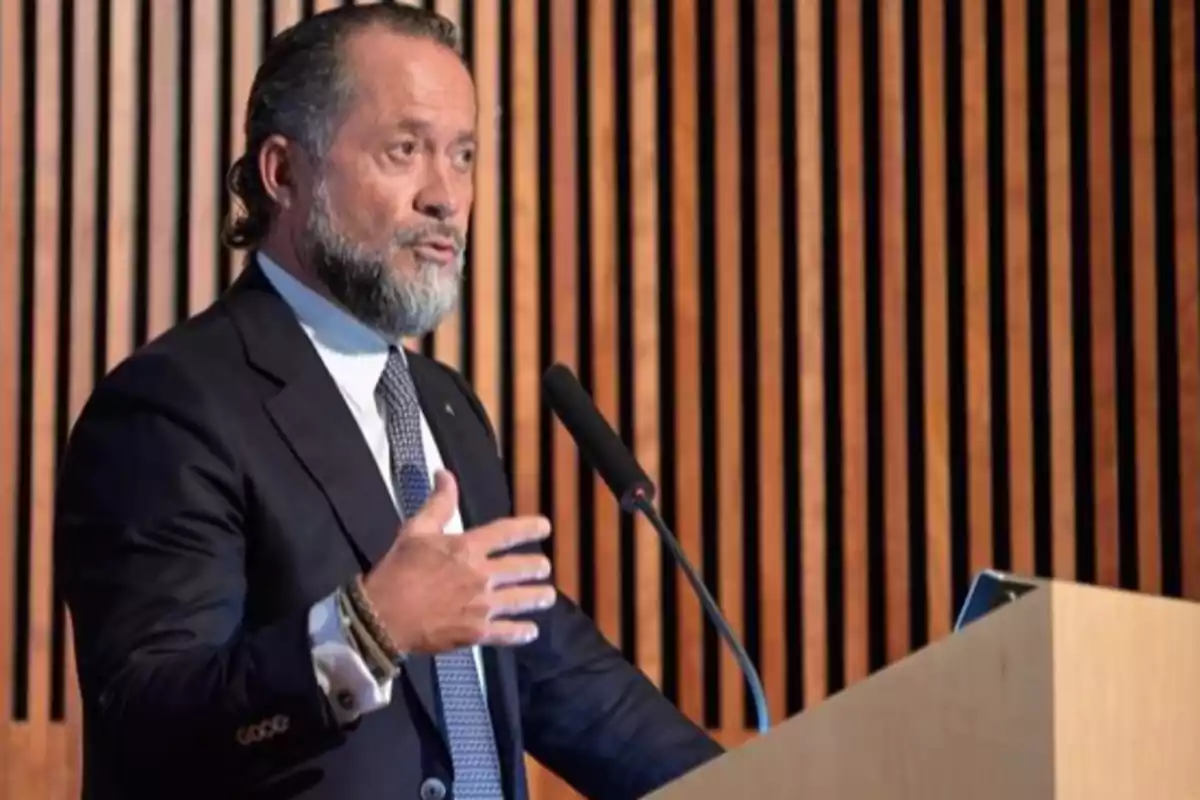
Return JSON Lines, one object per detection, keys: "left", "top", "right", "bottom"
{"left": 649, "top": 580, "right": 1200, "bottom": 799}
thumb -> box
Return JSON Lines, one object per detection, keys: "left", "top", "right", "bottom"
{"left": 406, "top": 470, "right": 458, "bottom": 536}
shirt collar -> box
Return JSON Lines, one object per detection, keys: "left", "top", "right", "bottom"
{"left": 256, "top": 251, "right": 406, "bottom": 408}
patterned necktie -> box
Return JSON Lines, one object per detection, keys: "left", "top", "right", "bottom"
{"left": 376, "top": 347, "right": 504, "bottom": 799}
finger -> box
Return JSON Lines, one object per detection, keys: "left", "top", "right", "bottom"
{"left": 487, "top": 585, "right": 558, "bottom": 618}
{"left": 472, "top": 516, "right": 552, "bottom": 555}
{"left": 479, "top": 620, "right": 540, "bottom": 647}
{"left": 406, "top": 470, "right": 459, "bottom": 535}
{"left": 484, "top": 554, "right": 553, "bottom": 587}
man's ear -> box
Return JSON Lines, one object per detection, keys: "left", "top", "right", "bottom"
{"left": 258, "top": 134, "right": 301, "bottom": 210}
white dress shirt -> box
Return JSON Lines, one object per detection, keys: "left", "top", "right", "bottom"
{"left": 257, "top": 252, "right": 487, "bottom": 725}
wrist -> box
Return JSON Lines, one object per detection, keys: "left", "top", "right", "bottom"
{"left": 342, "top": 576, "right": 406, "bottom": 670}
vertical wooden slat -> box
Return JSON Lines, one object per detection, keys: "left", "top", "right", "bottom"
{"left": 1045, "top": 0, "right": 1077, "bottom": 582}
{"left": 714, "top": 0, "right": 744, "bottom": 734}
{"left": 631, "top": 0, "right": 662, "bottom": 689}
{"left": 753, "top": 0, "right": 785, "bottom": 718}
{"left": 962, "top": 0, "right": 994, "bottom": 579}
{"left": 106, "top": 0, "right": 137, "bottom": 371}
{"left": 510, "top": 0, "right": 539, "bottom": 514}
{"left": 1175, "top": 0, "right": 1200, "bottom": 600}
{"left": 589, "top": 0, "right": 621, "bottom": 646}
{"left": 470, "top": 0, "right": 501, "bottom": 425}
{"left": 431, "top": 0, "right": 463, "bottom": 370}
{"left": 919, "top": 0, "right": 952, "bottom": 632}
{"left": 25, "top": 3, "right": 63, "bottom": 798}
{"left": 146, "top": 1, "right": 178, "bottom": 341}
{"left": 1130, "top": 0, "right": 1162, "bottom": 594}
{"left": 921, "top": 0, "right": 952, "bottom": 641}
{"left": 227, "top": 2, "right": 260, "bottom": 283}
{"left": 797, "top": 0, "right": 827, "bottom": 708}
{"left": 65, "top": 1, "right": 101, "bottom": 794}
{"left": 0, "top": 9, "right": 21, "bottom": 795}
{"left": 671, "top": 0, "right": 704, "bottom": 725}
{"left": 189, "top": 1, "right": 219, "bottom": 317}
{"left": 879, "top": 0, "right": 910, "bottom": 663}
{"left": 272, "top": 0, "right": 305, "bottom": 34}
{"left": 1089, "top": 0, "right": 1121, "bottom": 587}
{"left": 1004, "top": 0, "right": 1036, "bottom": 575}
{"left": 837, "top": 0, "right": 869, "bottom": 686}
{"left": 548, "top": 0, "right": 580, "bottom": 606}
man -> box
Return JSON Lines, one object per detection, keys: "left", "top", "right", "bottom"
{"left": 54, "top": 5, "right": 722, "bottom": 799}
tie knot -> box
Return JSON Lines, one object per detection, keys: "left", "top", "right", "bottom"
{"left": 377, "top": 346, "right": 411, "bottom": 403}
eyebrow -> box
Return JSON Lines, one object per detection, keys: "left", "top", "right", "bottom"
{"left": 395, "top": 118, "right": 476, "bottom": 146}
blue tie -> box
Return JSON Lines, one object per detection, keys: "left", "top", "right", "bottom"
{"left": 376, "top": 347, "right": 504, "bottom": 799}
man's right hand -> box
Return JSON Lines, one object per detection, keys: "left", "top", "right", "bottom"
{"left": 361, "top": 469, "right": 555, "bottom": 653}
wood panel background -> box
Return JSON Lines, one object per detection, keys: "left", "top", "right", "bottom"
{"left": 0, "top": 0, "right": 1196, "bottom": 797}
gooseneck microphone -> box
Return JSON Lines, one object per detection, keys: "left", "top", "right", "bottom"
{"left": 542, "top": 363, "right": 770, "bottom": 735}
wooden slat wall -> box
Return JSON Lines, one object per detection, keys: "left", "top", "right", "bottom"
{"left": 0, "top": 1, "right": 1197, "bottom": 798}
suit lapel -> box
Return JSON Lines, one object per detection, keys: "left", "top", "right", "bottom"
{"left": 222, "top": 262, "right": 446, "bottom": 753}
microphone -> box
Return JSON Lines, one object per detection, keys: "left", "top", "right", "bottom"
{"left": 542, "top": 362, "right": 770, "bottom": 734}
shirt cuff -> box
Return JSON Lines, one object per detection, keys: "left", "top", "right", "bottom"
{"left": 308, "top": 592, "right": 393, "bottom": 725}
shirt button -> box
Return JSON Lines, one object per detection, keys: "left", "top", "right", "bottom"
{"left": 419, "top": 777, "right": 447, "bottom": 800}
{"left": 336, "top": 690, "right": 355, "bottom": 711}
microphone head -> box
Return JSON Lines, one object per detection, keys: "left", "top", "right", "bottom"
{"left": 542, "top": 363, "right": 655, "bottom": 511}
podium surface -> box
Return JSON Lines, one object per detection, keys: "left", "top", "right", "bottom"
{"left": 650, "top": 581, "right": 1200, "bottom": 799}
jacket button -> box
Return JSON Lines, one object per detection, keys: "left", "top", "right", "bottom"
{"left": 419, "top": 777, "right": 447, "bottom": 800}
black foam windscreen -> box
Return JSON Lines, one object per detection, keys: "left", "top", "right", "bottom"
{"left": 541, "top": 363, "right": 656, "bottom": 510}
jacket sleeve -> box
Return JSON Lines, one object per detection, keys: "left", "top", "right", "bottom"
{"left": 54, "top": 353, "right": 344, "bottom": 791}
{"left": 439, "top": 362, "right": 724, "bottom": 799}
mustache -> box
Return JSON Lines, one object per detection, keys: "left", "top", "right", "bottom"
{"left": 394, "top": 223, "right": 466, "bottom": 254}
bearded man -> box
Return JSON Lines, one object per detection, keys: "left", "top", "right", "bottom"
{"left": 53, "top": 5, "right": 721, "bottom": 799}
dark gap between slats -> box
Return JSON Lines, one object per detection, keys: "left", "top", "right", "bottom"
{"left": 614, "top": 0, "right": 637, "bottom": 664}
{"left": 986, "top": 0, "right": 1013, "bottom": 573}
{"left": 93, "top": 0, "right": 112, "bottom": 389}
{"left": 902, "top": 0, "right": 929, "bottom": 650}
{"left": 14, "top": 0, "right": 37, "bottom": 723}
{"left": 1153, "top": 0, "right": 1182, "bottom": 597}
{"left": 537, "top": 0, "right": 554, "bottom": 562}
{"left": 1110, "top": 0, "right": 1139, "bottom": 591}
{"left": 176, "top": 0, "right": 194, "bottom": 325}
{"left": 944, "top": 0, "right": 971, "bottom": 611}
{"left": 696, "top": 0, "right": 721, "bottom": 729}
{"left": 497, "top": 0, "right": 515, "bottom": 500}
{"left": 818, "top": 0, "right": 845, "bottom": 697}
{"left": 1027, "top": 0, "right": 1054, "bottom": 579}
{"left": 737, "top": 0, "right": 761, "bottom": 728}
{"left": 217, "top": 0, "right": 234, "bottom": 292}
{"left": 1068, "top": 0, "right": 1096, "bottom": 583}
{"left": 303, "top": 0, "right": 316, "bottom": 20}
{"left": 460, "top": 0, "right": 474, "bottom": 382}
{"left": 133, "top": 0, "right": 152, "bottom": 348}
{"left": 261, "top": 0, "right": 274, "bottom": 58}
{"left": 575, "top": 0, "right": 596, "bottom": 621}
{"left": 51, "top": 0, "right": 78, "bottom": 723}
{"left": 778, "top": 0, "right": 804, "bottom": 715}
{"left": 861, "top": 0, "right": 886, "bottom": 675}
{"left": 655, "top": 0, "right": 680, "bottom": 710}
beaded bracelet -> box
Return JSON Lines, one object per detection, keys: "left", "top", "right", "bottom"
{"left": 336, "top": 587, "right": 399, "bottom": 682}
{"left": 344, "top": 575, "right": 405, "bottom": 664}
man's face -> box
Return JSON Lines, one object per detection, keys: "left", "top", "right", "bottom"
{"left": 298, "top": 28, "right": 477, "bottom": 339}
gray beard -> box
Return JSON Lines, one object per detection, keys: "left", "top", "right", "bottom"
{"left": 302, "top": 180, "right": 465, "bottom": 340}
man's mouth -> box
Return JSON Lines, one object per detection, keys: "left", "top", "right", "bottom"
{"left": 410, "top": 238, "right": 459, "bottom": 264}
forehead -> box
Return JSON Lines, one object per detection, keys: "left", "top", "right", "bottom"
{"left": 338, "top": 27, "right": 476, "bottom": 129}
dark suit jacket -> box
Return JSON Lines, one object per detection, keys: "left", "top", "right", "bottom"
{"left": 54, "top": 261, "right": 722, "bottom": 800}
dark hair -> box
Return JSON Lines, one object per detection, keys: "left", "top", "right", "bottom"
{"left": 222, "top": 4, "right": 463, "bottom": 250}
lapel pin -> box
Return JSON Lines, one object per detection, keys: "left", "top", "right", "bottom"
{"left": 445, "top": 402, "right": 455, "bottom": 416}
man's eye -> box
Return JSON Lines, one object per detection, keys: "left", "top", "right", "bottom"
{"left": 390, "top": 141, "right": 418, "bottom": 159}
{"left": 453, "top": 148, "right": 476, "bottom": 171}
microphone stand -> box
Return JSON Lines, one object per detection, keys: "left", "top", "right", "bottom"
{"left": 630, "top": 491, "right": 771, "bottom": 735}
